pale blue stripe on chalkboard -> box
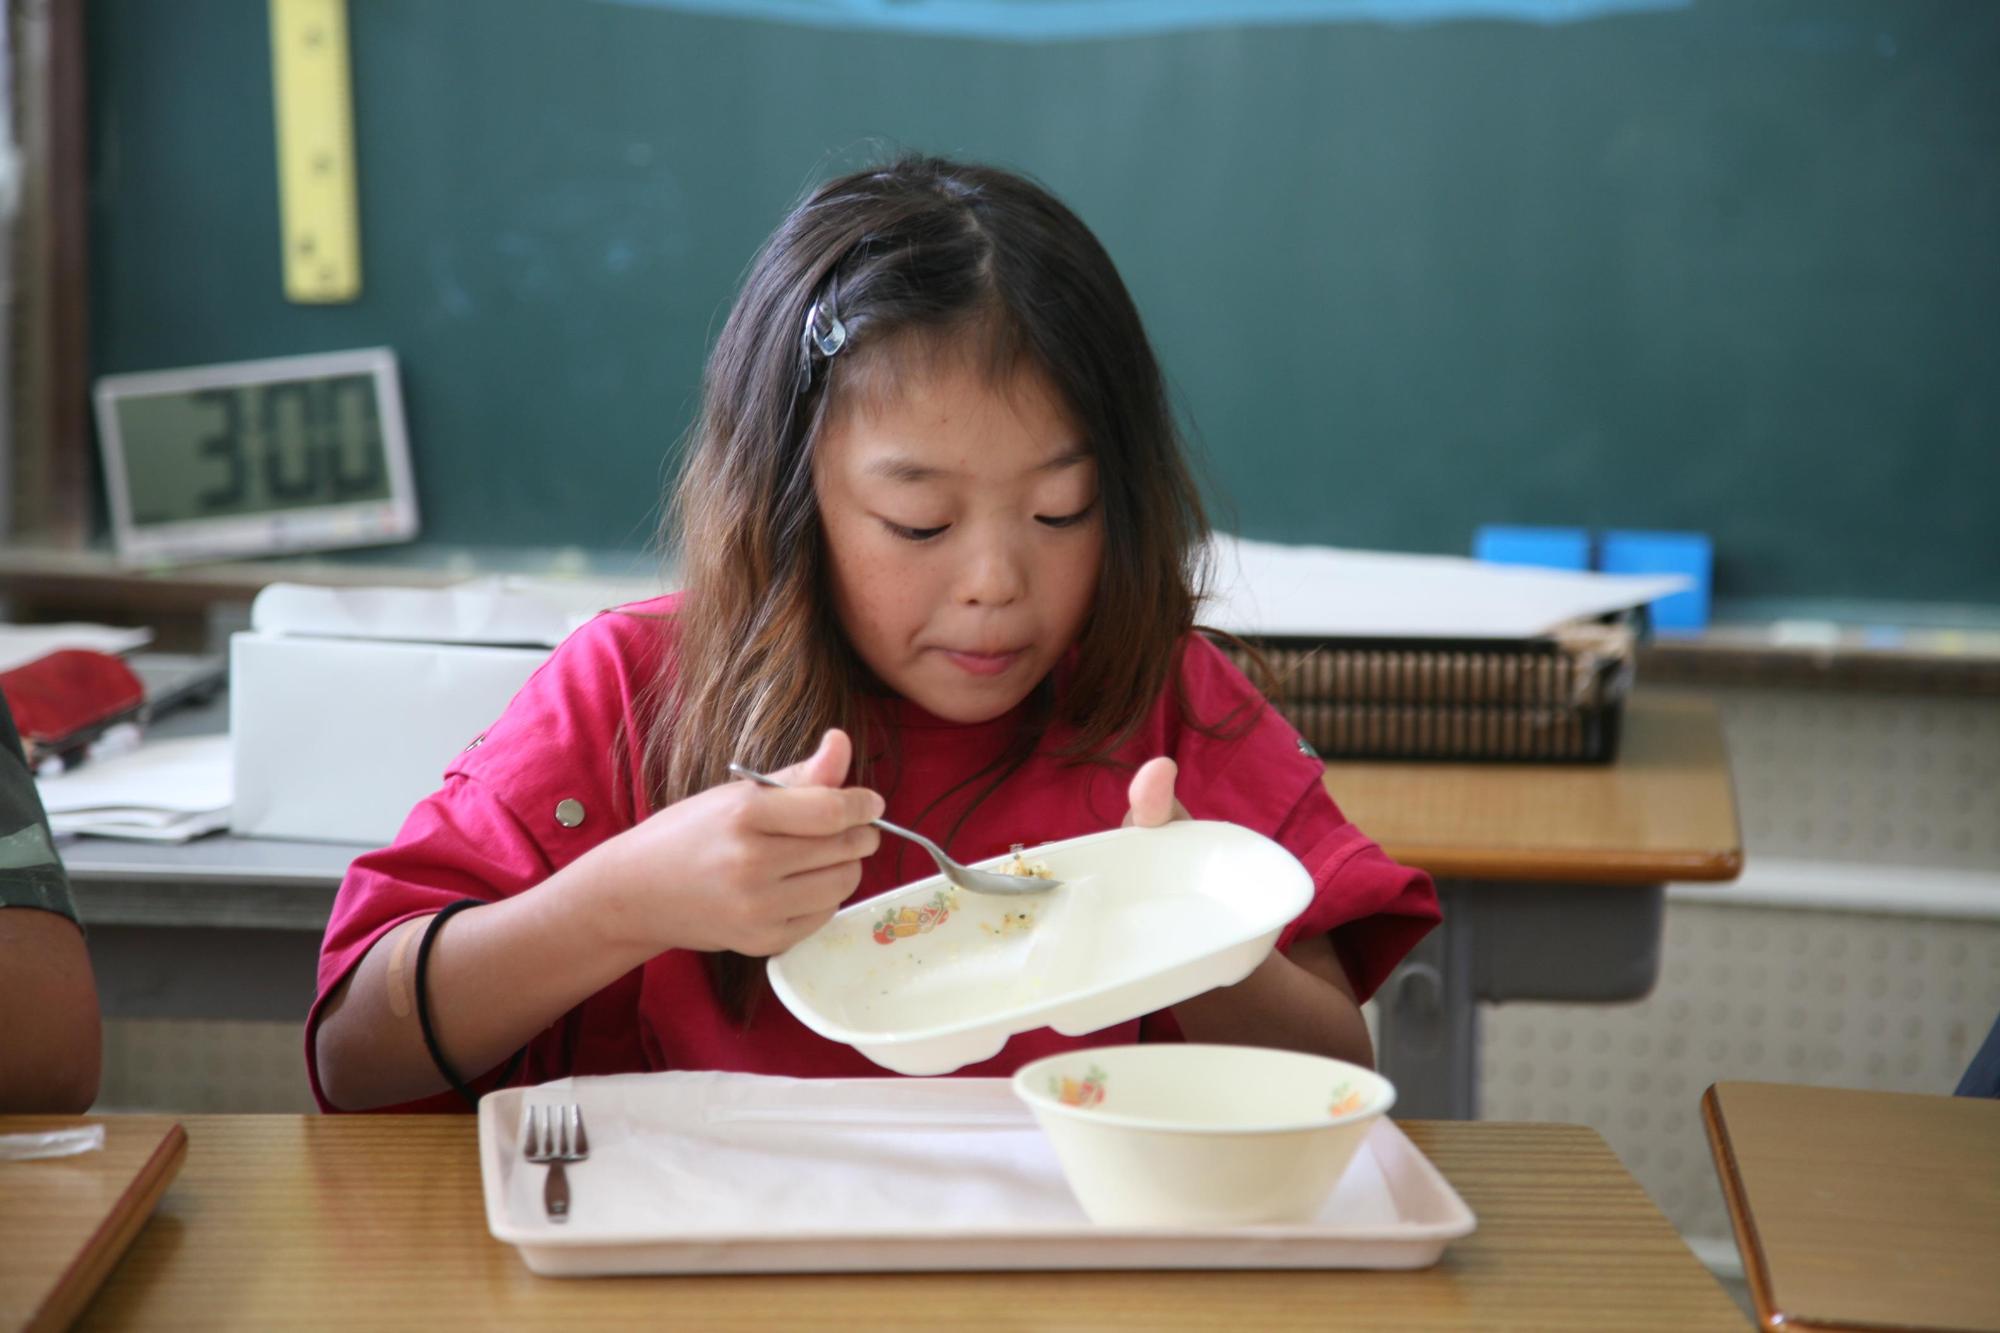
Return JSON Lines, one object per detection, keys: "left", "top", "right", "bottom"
{"left": 583, "top": 0, "right": 1687, "bottom": 43}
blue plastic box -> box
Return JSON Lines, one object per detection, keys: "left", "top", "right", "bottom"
{"left": 1472, "top": 525, "right": 1591, "bottom": 571}
{"left": 1598, "top": 530, "right": 1712, "bottom": 634}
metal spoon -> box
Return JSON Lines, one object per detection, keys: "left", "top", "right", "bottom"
{"left": 727, "top": 762, "right": 1061, "bottom": 896}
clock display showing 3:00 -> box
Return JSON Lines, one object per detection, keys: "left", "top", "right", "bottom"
{"left": 118, "top": 372, "right": 393, "bottom": 525}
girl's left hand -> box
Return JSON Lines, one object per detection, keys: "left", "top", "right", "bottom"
{"left": 1123, "top": 757, "right": 1190, "bottom": 829}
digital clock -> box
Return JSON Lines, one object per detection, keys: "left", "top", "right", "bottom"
{"left": 93, "top": 347, "right": 418, "bottom": 563}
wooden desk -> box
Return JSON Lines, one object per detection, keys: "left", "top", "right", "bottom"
{"left": 1327, "top": 692, "right": 1742, "bottom": 1118}
{"left": 1323, "top": 691, "right": 1743, "bottom": 886}
{"left": 33, "top": 1114, "right": 1743, "bottom": 1331}
{"left": 0, "top": 1119, "right": 187, "bottom": 1333}
{"left": 1703, "top": 1081, "right": 2000, "bottom": 1333}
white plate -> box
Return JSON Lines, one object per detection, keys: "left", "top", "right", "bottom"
{"left": 478, "top": 1072, "right": 1478, "bottom": 1276}
{"left": 768, "top": 821, "right": 1313, "bottom": 1074}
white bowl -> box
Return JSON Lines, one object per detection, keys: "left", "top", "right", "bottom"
{"left": 768, "top": 821, "right": 1313, "bottom": 1075}
{"left": 1011, "top": 1044, "right": 1396, "bottom": 1227}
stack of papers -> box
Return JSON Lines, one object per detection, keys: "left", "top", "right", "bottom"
{"left": 35, "top": 735, "right": 232, "bottom": 842}
{"left": 1201, "top": 535, "right": 1691, "bottom": 640}
{"left": 0, "top": 622, "right": 152, "bottom": 672}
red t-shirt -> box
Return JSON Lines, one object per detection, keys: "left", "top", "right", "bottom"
{"left": 307, "top": 593, "right": 1439, "bottom": 1111}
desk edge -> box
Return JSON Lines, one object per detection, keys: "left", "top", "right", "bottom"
{"left": 1701, "top": 1085, "right": 1787, "bottom": 1333}
{"left": 32, "top": 1121, "right": 187, "bottom": 1333}
{"left": 1385, "top": 845, "right": 1744, "bottom": 885}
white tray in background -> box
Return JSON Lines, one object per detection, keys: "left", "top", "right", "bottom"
{"left": 478, "top": 1072, "right": 1477, "bottom": 1276}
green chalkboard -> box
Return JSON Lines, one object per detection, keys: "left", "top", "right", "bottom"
{"left": 88, "top": 0, "right": 2000, "bottom": 604}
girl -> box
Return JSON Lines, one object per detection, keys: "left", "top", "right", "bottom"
{"left": 310, "top": 156, "right": 1439, "bottom": 1112}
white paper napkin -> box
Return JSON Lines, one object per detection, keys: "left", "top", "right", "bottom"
{"left": 497, "top": 1072, "right": 1404, "bottom": 1239}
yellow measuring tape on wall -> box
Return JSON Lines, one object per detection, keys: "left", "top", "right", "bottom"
{"left": 269, "top": 0, "right": 361, "bottom": 302}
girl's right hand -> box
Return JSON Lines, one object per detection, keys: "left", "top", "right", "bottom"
{"left": 590, "top": 728, "right": 883, "bottom": 958}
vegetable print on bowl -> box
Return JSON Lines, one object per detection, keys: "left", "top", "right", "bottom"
{"left": 1054, "top": 1064, "right": 1108, "bottom": 1108}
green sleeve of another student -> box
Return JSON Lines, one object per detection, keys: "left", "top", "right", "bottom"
{"left": 0, "top": 698, "right": 78, "bottom": 923}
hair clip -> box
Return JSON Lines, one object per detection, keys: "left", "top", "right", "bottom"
{"left": 804, "top": 298, "right": 848, "bottom": 359}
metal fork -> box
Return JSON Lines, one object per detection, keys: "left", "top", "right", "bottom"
{"left": 523, "top": 1104, "right": 589, "bottom": 1223}
{"left": 728, "top": 763, "right": 1060, "bottom": 896}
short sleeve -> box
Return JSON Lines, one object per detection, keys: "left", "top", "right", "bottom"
{"left": 0, "top": 699, "right": 76, "bottom": 924}
{"left": 1168, "top": 636, "right": 1440, "bottom": 1003}
{"left": 1267, "top": 790, "right": 1441, "bottom": 1003}
{"left": 305, "top": 603, "right": 671, "bottom": 1112}
{"left": 306, "top": 775, "right": 568, "bottom": 1112}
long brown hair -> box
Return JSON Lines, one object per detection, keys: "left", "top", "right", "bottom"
{"left": 651, "top": 155, "right": 1213, "bottom": 1017}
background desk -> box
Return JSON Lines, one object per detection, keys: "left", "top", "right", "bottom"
{"left": 1703, "top": 1081, "right": 2000, "bottom": 1333}
{"left": 25, "top": 1113, "right": 1742, "bottom": 1331}
{"left": 1333, "top": 691, "right": 1742, "bottom": 1119}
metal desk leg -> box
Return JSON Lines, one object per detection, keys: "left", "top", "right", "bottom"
{"left": 1375, "top": 882, "right": 1480, "bottom": 1120}
{"left": 1374, "top": 880, "right": 1666, "bottom": 1120}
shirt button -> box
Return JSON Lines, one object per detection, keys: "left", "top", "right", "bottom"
{"left": 554, "top": 798, "right": 586, "bottom": 828}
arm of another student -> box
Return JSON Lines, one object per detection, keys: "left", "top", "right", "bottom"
{"left": 0, "top": 693, "right": 103, "bottom": 1113}
{"left": 0, "top": 909, "right": 102, "bottom": 1113}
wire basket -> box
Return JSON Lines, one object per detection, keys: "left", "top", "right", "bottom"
{"left": 1221, "top": 621, "right": 1637, "bottom": 764}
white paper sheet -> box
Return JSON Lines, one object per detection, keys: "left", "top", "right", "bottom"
{"left": 48, "top": 808, "right": 231, "bottom": 843}
{"left": 497, "top": 1073, "right": 1410, "bottom": 1235}
{"left": 0, "top": 622, "right": 152, "bottom": 672}
{"left": 1201, "top": 534, "right": 1691, "bottom": 639}
{"left": 36, "top": 734, "right": 232, "bottom": 816}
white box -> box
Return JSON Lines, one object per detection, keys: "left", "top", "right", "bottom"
{"left": 229, "top": 578, "right": 635, "bottom": 845}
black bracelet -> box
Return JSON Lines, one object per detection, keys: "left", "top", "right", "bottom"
{"left": 414, "top": 899, "right": 523, "bottom": 1110}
